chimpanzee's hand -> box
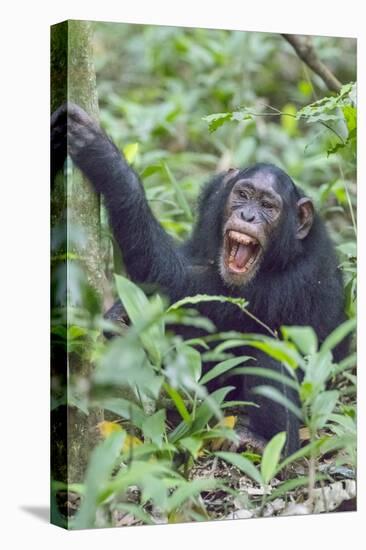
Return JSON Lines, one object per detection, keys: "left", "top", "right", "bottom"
{"left": 51, "top": 103, "right": 121, "bottom": 190}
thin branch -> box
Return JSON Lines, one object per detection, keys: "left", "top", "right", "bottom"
{"left": 282, "top": 34, "right": 342, "bottom": 94}
{"left": 240, "top": 105, "right": 346, "bottom": 144}
{"left": 242, "top": 307, "right": 278, "bottom": 339}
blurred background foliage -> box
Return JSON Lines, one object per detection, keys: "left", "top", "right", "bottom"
{"left": 94, "top": 24, "right": 356, "bottom": 243}
{"left": 52, "top": 23, "right": 357, "bottom": 528}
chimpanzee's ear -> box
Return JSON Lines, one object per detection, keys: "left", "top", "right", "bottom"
{"left": 296, "top": 197, "right": 314, "bottom": 239}
{"left": 223, "top": 168, "right": 239, "bottom": 185}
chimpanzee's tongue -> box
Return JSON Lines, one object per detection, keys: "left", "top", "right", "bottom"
{"left": 234, "top": 243, "right": 251, "bottom": 269}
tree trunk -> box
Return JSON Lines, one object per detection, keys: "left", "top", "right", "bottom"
{"left": 51, "top": 20, "right": 108, "bottom": 525}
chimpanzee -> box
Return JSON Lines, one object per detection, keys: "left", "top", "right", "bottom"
{"left": 51, "top": 103, "right": 347, "bottom": 455}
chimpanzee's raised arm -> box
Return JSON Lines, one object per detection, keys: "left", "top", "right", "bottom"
{"left": 51, "top": 103, "right": 187, "bottom": 299}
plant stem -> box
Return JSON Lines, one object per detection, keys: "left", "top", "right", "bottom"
{"left": 242, "top": 307, "right": 278, "bottom": 339}
{"left": 338, "top": 162, "right": 357, "bottom": 238}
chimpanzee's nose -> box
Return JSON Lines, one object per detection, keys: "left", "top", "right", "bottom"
{"left": 240, "top": 209, "right": 255, "bottom": 223}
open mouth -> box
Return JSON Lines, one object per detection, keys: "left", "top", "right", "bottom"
{"left": 225, "top": 230, "right": 261, "bottom": 274}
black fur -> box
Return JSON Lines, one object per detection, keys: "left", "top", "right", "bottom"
{"left": 52, "top": 104, "right": 347, "bottom": 454}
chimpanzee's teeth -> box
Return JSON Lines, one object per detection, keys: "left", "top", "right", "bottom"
{"left": 227, "top": 231, "right": 260, "bottom": 272}
{"left": 229, "top": 243, "right": 239, "bottom": 258}
{"left": 228, "top": 230, "right": 258, "bottom": 246}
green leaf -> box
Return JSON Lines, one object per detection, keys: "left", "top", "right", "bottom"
{"left": 191, "top": 386, "right": 234, "bottom": 433}
{"left": 221, "top": 400, "right": 259, "bottom": 409}
{"left": 320, "top": 318, "right": 356, "bottom": 356}
{"left": 280, "top": 103, "right": 297, "bottom": 136}
{"left": 142, "top": 475, "right": 170, "bottom": 510}
{"left": 123, "top": 142, "right": 139, "bottom": 164}
{"left": 179, "top": 436, "right": 203, "bottom": 458}
{"left": 332, "top": 352, "right": 356, "bottom": 376}
{"left": 215, "top": 452, "right": 262, "bottom": 485}
{"left": 114, "top": 274, "right": 163, "bottom": 365}
{"left": 254, "top": 386, "right": 303, "bottom": 420}
{"left": 329, "top": 413, "right": 356, "bottom": 432}
{"left": 165, "top": 345, "right": 202, "bottom": 389}
{"left": 168, "top": 419, "right": 191, "bottom": 444}
{"left": 202, "top": 110, "right": 253, "bottom": 133}
{"left": 299, "top": 380, "right": 314, "bottom": 403}
{"left": 184, "top": 338, "right": 210, "bottom": 350}
{"left": 167, "top": 478, "right": 220, "bottom": 511}
{"left": 311, "top": 390, "right": 339, "bottom": 430}
{"left": 337, "top": 241, "right": 357, "bottom": 258}
{"left": 261, "top": 432, "right": 286, "bottom": 484}
{"left": 178, "top": 344, "right": 202, "bottom": 382}
{"left": 296, "top": 83, "right": 356, "bottom": 128}
{"left": 120, "top": 442, "right": 176, "bottom": 461}
{"left": 302, "top": 351, "right": 333, "bottom": 395}
{"left": 277, "top": 438, "right": 326, "bottom": 472}
{"left": 141, "top": 163, "right": 163, "bottom": 179}
{"left": 168, "top": 293, "right": 248, "bottom": 312}
{"left": 213, "top": 339, "right": 251, "bottom": 354}
{"left": 281, "top": 326, "right": 318, "bottom": 356}
{"left": 114, "top": 274, "right": 148, "bottom": 321}
{"left": 161, "top": 162, "right": 193, "bottom": 221}
{"left": 298, "top": 80, "right": 313, "bottom": 97}
{"left": 142, "top": 409, "right": 166, "bottom": 448}
{"left": 233, "top": 366, "right": 298, "bottom": 390}
{"left": 163, "top": 383, "right": 191, "bottom": 423}
{"left": 95, "top": 338, "right": 163, "bottom": 399}
{"left": 101, "top": 397, "right": 147, "bottom": 430}
{"left": 246, "top": 339, "right": 302, "bottom": 369}
{"left": 68, "top": 325, "right": 87, "bottom": 340}
{"left": 231, "top": 110, "right": 253, "bottom": 122}
{"left": 104, "top": 461, "right": 181, "bottom": 504}
{"left": 200, "top": 356, "right": 252, "bottom": 385}
{"left": 342, "top": 104, "right": 357, "bottom": 133}
{"left": 68, "top": 389, "right": 89, "bottom": 415}
{"left": 73, "top": 431, "right": 125, "bottom": 529}
{"left": 165, "top": 309, "right": 216, "bottom": 333}
{"left": 202, "top": 112, "right": 233, "bottom": 132}
{"left": 269, "top": 475, "right": 327, "bottom": 501}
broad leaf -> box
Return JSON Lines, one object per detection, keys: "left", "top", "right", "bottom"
{"left": 167, "top": 478, "right": 220, "bottom": 511}
{"left": 73, "top": 431, "right": 125, "bottom": 529}
{"left": 311, "top": 390, "right": 339, "bottom": 430}
{"left": 254, "top": 385, "right": 303, "bottom": 420}
{"left": 320, "top": 318, "right": 356, "bottom": 356}
{"left": 261, "top": 432, "right": 286, "bottom": 484}
{"left": 200, "top": 356, "right": 252, "bottom": 385}
{"left": 282, "top": 326, "right": 318, "bottom": 356}
{"left": 215, "top": 452, "right": 262, "bottom": 485}
{"left": 142, "top": 409, "right": 166, "bottom": 448}
{"left": 114, "top": 274, "right": 163, "bottom": 365}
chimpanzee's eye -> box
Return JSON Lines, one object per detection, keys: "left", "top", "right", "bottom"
{"left": 261, "top": 200, "right": 272, "bottom": 209}
{"left": 239, "top": 190, "right": 249, "bottom": 200}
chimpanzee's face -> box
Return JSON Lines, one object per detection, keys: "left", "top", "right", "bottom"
{"left": 220, "top": 170, "right": 283, "bottom": 286}
{"left": 219, "top": 166, "right": 314, "bottom": 286}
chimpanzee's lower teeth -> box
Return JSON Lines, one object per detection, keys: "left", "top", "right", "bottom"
{"left": 229, "top": 242, "right": 239, "bottom": 258}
